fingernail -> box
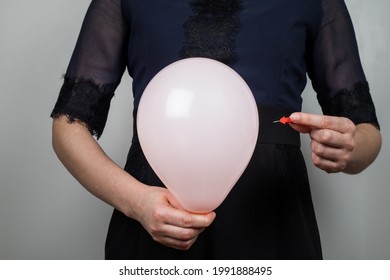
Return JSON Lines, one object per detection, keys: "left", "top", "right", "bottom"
{"left": 289, "top": 113, "right": 299, "bottom": 121}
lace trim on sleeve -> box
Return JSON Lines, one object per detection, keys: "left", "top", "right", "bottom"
{"left": 318, "top": 80, "right": 380, "bottom": 129}
{"left": 50, "top": 76, "right": 116, "bottom": 139}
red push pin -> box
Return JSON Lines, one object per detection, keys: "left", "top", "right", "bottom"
{"left": 273, "top": 116, "right": 292, "bottom": 125}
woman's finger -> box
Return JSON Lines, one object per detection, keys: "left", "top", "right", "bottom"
{"left": 310, "top": 139, "right": 352, "bottom": 162}
{"left": 310, "top": 128, "right": 354, "bottom": 150}
{"left": 290, "top": 113, "right": 354, "bottom": 133}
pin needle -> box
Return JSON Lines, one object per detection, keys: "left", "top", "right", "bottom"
{"left": 273, "top": 116, "right": 292, "bottom": 125}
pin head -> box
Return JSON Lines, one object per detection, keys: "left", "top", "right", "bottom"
{"left": 273, "top": 116, "right": 292, "bottom": 125}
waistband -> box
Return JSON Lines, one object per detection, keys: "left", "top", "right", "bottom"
{"left": 132, "top": 104, "right": 300, "bottom": 147}
{"left": 257, "top": 105, "right": 300, "bottom": 146}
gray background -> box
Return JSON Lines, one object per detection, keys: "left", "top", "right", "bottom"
{"left": 0, "top": 0, "right": 389, "bottom": 259}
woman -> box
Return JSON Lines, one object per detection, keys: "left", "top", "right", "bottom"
{"left": 51, "top": 0, "right": 381, "bottom": 259}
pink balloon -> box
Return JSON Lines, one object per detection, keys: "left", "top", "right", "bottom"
{"left": 137, "top": 58, "right": 258, "bottom": 213}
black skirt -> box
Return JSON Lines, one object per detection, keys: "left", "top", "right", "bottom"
{"left": 105, "top": 105, "right": 323, "bottom": 259}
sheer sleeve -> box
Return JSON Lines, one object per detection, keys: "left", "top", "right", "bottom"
{"left": 50, "top": 0, "right": 129, "bottom": 138}
{"left": 307, "top": 0, "right": 380, "bottom": 129}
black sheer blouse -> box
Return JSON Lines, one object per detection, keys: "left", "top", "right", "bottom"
{"left": 51, "top": 0, "right": 379, "bottom": 139}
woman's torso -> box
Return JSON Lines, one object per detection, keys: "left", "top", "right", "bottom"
{"left": 122, "top": 0, "right": 323, "bottom": 110}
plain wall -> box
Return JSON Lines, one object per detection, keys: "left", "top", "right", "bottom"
{"left": 0, "top": 0, "right": 389, "bottom": 259}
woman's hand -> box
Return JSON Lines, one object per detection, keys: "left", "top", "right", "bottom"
{"left": 52, "top": 117, "right": 215, "bottom": 250}
{"left": 289, "top": 112, "right": 381, "bottom": 174}
{"left": 133, "top": 186, "right": 216, "bottom": 250}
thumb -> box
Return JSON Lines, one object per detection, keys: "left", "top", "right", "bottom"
{"left": 165, "top": 190, "right": 186, "bottom": 210}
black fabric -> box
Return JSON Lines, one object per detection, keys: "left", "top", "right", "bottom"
{"left": 318, "top": 81, "right": 380, "bottom": 129}
{"left": 257, "top": 105, "right": 300, "bottom": 146}
{"left": 106, "top": 135, "right": 322, "bottom": 260}
{"left": 306, "top": 0, "right": 379, "bottom": 128}
{"left": 132, "top": 105, "right": 300, "bottom": 147}
{"left": 180, "top": 0, "right": 244, "bottom": 65}
{"left": 50, "top": 0, "right": 379, "bottom": 260}
{"left": 50, "top": 76, "right": 116, "bottom": 138}
{"left": 50, "top": 0, "right": 380, "bottom": 137}
{"left": 105, "top": 106, "right": 319, "bottom": 260}
{"left": 50, "top": 0, "right": 128, "bottom": 138}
